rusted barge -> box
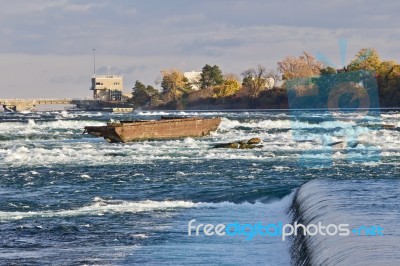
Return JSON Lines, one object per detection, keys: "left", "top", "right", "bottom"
{"left": 83, "top": 116, "right": 221, "bottom": 143}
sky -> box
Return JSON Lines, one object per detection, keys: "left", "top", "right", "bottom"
{"left": 0, "top": 0, "right": 399, "bottom": 98}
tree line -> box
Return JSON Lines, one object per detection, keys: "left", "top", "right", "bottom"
{"left": 130, "top": 48, "right": 400, "bottom": 109}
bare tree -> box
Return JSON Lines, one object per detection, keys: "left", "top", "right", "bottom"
{"left": 241, "top": 65, "right": 269, "bottom": 97}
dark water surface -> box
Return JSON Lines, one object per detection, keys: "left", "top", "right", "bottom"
{"left": 0, "top": 110, "right": 399, "bottom": 265}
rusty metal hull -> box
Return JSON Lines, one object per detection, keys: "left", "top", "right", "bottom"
{"left": 84, "top": 117, "right": 221, "bottom": 143}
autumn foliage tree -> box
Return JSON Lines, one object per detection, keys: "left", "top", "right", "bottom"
{"left": 277, "top": 52, "right": 323, "bottom": 80}
{"left": 344, "top": 48, "right": 400, "bottom": 106}
{"left": 213, "top": 74, "right": 241, "bottom": 98}
{"left": 314, "top": 48, "right": 400, "bottom": 108}
{"left": 347, "top": 48, "right": 381, "bottom": 72}
{"left": 160, "top": 69, "right": 190, "bottom": 102}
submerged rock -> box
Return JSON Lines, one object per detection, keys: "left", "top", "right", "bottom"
{"left": 328, "top": 140, "right": 362, "bottom": 149}
{"left": 359, "top": 123, "right": 396, "bottom": 130}
{"left": 214, "top": 142, "right": 241, "bottom": 149}
{"left": 213, "top": 138, "right": 263, "bottom": 149}
{"left": 247, "top": 137, "right": 262, "bottom": 144}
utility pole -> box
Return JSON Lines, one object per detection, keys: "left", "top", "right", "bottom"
{"left": 93, "top": 48, "right": 96, "bottom": 76}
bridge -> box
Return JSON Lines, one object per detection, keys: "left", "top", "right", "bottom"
{"left": 0, "top": 98, "right": 96, "bottom": 112}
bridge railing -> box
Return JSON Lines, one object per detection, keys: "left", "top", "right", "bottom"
{"left": 0, "top": 99, "right": 98, "bottom": 105}
{"left": 0, "top": 98, "right": 73, "bottom": 102}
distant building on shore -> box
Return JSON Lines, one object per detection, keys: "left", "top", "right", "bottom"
{"left": 91, "top": 75, "right": 124, "bottom": 101}
{"left": 184, "top": 71, "right": 202, "bottom": 90}
{"left": 265, "top": 77, "right": 275, "bottom": 90}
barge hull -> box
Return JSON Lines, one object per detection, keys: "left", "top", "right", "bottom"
{"left": 84, "top": 117, "right": 221, "bottom": 143}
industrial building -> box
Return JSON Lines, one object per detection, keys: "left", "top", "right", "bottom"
{"left": 90, "top": 75, "right": 124, "bottom": 101}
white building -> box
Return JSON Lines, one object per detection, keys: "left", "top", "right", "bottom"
{"left": 265, "top": 77, "right": 275, "bottom": 90}
{"left": 184, "top": 71, "right": 202, "bottom": 90}
{"left": 90, "top": 75, "right": 123, "bottom": 101}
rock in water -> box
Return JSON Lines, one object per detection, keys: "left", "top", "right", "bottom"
{"left": 213, "top": 138, "right": 263, "bottom": 149}
{"left": 247, "top": 137, "right": 261, "bottom": 144}
{"left": 213, "top": 142, "right": 240, "bottom": 149}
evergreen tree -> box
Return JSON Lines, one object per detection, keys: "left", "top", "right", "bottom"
{"left": 200, "top": 64, "right": 224, "bottom": 89}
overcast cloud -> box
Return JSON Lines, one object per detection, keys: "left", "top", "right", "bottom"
{"left": 0, "top": 0, "right": 399, "bottom": 98}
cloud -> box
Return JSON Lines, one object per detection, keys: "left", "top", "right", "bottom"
{"left": 2, "top": 0, "right": 400, "bottom": 56}
{"left": 180, "top": 37, "right": 245, "bottom": 57}
{"left": 1, "top": 0, "right": 400, "bottom": 98}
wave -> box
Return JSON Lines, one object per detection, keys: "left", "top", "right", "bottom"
{"left": 0, "top": 119, "right": 103, "bottom": 132}
{"left": 1, "top": 132, "right": 397, "bottom": 167}
{"left": 0, "top": 198, "right": 198, "bottom": 221}
{"left": 289, "top": 179, "right": 400, "bottom": 266}
{"left": 0, "top": 196, "right": 294, "bottom": 222}
{"left": 0, "top": 112, "right": 398, "bottom": 167}
{"left": 217, "top": 117, "right": 390, "bottom": 133}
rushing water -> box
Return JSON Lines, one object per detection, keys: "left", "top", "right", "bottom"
{"left": 0, "top": 110, "right": 399, "bottom": 265}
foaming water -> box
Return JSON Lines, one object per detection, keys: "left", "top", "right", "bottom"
{"left": 0, "top": 198, "right": 198, "bottom": 221}
{"left": 2, "top": 110, "right": 398, "bottom": 167}
{"left": 290, "top": 179, "right": 400, "bottom": 266}
{"left": 0, "top": 110, "right": 399, "bottom": 264}
{"left": 128, "top": 193, "right": 294, "bottom": 265}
